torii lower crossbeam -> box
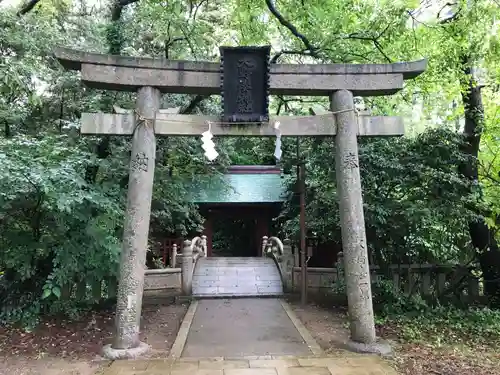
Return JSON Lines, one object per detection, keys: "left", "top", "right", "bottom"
{"left": 80, "top": 112, "right": 404, "bottom": 137}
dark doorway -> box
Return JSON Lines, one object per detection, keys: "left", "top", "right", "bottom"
{"left": 212, "top": 216, "right": 258, "bottom": 257}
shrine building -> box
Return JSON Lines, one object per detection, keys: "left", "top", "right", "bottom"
{"left": 189, "top": 165, "right": 287, "bottom": 257}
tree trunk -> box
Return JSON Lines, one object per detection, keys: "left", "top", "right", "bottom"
{"left": 84, "top": 0, "right": 127, "bottom": 184}
{"left": 459, "top": 55, "right": 500, "bottom": 303}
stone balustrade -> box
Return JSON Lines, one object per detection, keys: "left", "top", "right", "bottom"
{"left": 181, "top": 235, "right": 207, "bottom": 295}
{"left": 169, "top": 243, "right": 178, "bottom": 268}
{"left": 262, "top": 236, "right": 294, "bottom": 292}
{"left": 144, "top": 268, "right": 181, "bottom": 291}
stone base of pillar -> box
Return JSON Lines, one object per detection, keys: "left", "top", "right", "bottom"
{"left": 101, "top": 342, "right": 151, "bottom": 360}
{"left": 342, "top": 338, "right": 392, "bottom": 357}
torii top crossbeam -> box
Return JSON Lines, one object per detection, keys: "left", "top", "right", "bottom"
{"left": 54, "top": 48, "right": 426, "bottom": 97}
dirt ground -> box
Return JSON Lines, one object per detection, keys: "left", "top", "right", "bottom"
{"left": 0, "top": 301, "right": 188, "bottom": 375}
{"left": 289, "top": 300, "right": 500, "bottom": 375}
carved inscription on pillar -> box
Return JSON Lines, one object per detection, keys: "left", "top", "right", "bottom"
{"left": 342, "top": 152, "right": 359, "bottom": 170}
{"left": 220, "top": 46, "right": 271, "bottom": 123}
{"left": 131, "top": 152, "right": 149, "bottom": 172}
{"left": 359, "top": 282, "right": 370, "bottom": 300}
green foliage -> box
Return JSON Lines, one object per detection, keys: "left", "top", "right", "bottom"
{"left": 0, "top": 134, "right": 122, "bottom": 325}
{"left": 280, "top": 128, "right": 476, "bottom": 265}
{"left": 0, "top": 0, "right": 499, "bottom": 333}
{"left": 479, "top": 88, "right": 500, "bottom": 240}
{"left": 0, "top": 7, "right": 220, "bottom": 327}
{"left": 337, "top": 278, "right": 500, "bottom": 346}
{"left": 379, "top": 303, "right": 500, "bottom": 347}
{"left": 372, "top": 279, "right": 430, "bottom": 316}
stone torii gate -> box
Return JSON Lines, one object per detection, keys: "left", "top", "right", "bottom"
{"left": 54, "top": 48, "right": 426, "bottom": 358}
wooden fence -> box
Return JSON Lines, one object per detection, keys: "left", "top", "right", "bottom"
{"left": 292, "top": 263, "right": 481, "bottom": 300}
{"left": 59, "top": 278, "right": 117, "bottom": 303}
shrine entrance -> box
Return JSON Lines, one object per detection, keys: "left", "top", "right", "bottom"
{"left": 54, "top": 45, "right": 426, "bottom": 358}
{"left": 193, "top": 165, "right": 286, "bottom": 257}
{"left": 211, "top": 214, "right": 258, "bottom": 257}
{"left": 204, "top": 206, "right": 272, "bottom": 257}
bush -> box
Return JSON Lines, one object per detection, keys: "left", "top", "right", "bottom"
{"left": 371, "top": 279, "right": 429, "bottom": 316}
{"left": 0, "top": 135, "right": 123, "bottom": 328}
{"left": 382, "top": 305, "right": 500, "bottom": 345}
{"left": 334, "top": 276, "right": 500, "bottom": 345}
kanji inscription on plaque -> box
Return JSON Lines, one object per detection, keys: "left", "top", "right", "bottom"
{"left": 220, "top": 46, "right": 271, "bottom": 123}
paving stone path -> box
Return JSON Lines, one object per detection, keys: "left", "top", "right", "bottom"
{"left": 182, "top": 299, "right": 310, "bottom": 358}
{"left": 102, "top": 355, "right": 398, "bottom": 375}
{"left": 99, "top": 298, "right": 399, "bottom": 375}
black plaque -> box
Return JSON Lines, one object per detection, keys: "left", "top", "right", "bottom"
{"left": 220, "top": 46, "right": 271, "bottom": 123}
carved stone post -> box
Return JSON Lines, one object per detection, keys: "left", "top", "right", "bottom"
{"left": 201, "top": 235, "right": 208, "bottom": 256}
{"left": 331, "top": 90, "right": 376, "bottom": 345}
{"left": 108, "top": 86, "right": 160, "bottom": 357}
{"left": 181, "top": 240, "right": 193, "bottom": 295}
{"left": 281, "top": 239, "right": 294, "bottom": 292}
{"left": 170, "top": 244, "right": 178, "bottom": 268}
{"left": 262, "top": 236, "right": 268, "bottom": 257}
{"left": 336, "top": 251, "right": 344, "bottom": 282}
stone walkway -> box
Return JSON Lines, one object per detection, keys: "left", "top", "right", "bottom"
{"left": 102, "top": 355, "right": 398, "bottom": 375}
{"left": 99, "top": 298, "right": 398, "bottom": 375}
{"left": 182, "top": 299, "right": 311, "bottom": 358}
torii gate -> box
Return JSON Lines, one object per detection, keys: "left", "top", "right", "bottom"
{"left": 54, "top": 47, "right": 426, "bottom": 358}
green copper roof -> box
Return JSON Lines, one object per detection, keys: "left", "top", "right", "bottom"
{"left": 188, "top": 171, "right": 288, "bottom": 204}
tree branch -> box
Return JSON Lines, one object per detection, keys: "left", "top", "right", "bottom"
{"left": 164, "top": 37, "right": 185, "bottom": 59}
{"left": 346, "top": 31, "right": 393, "bottom": 63}
{"left": 191, "top": 0, "right": 208, "bottom": 22}
{"left": 321, "top": 47, "right": 377, "bottom": 63}
{"left": 17, "top": 0, "right": 41, "bottom": 15}
{"left": 118, "top": 0, "right": 139, "bottom": 6}
{"left": 264, "top": 0, "right": 320, "bottom": 59}
{"left": 270, "top": 49, "right": 315, "bottom": 64}
{"left": 180, "top": 95, "right": 207, "bottom": 114}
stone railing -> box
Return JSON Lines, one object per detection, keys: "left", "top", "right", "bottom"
{"left": 171, "top": 235, "right": 206, "bottom": 267}
{"left": 144, "top": 268, "right": 181, "bottom": 291}
{"left": 144, "top": 235, "right": 206, "bottom": 294}
{"left": 262, "top": 236, "right": 294, "bottom": 291}
{"left": 262, "top": 236, "right": 283, "bottom": 261}
{"left": 181, "top": 235, "right": 207, "bottom": 295}
{"left": 169, "top": 243, "right": 179, "bottom": 268}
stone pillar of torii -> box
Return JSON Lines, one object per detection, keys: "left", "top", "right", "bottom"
{"left": 54, "top": 47, "right": 426, "bottom": 358}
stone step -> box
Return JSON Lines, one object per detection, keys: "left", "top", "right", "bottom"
{"left": 192, "top": 257, "right": 284, "bottom": 298}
